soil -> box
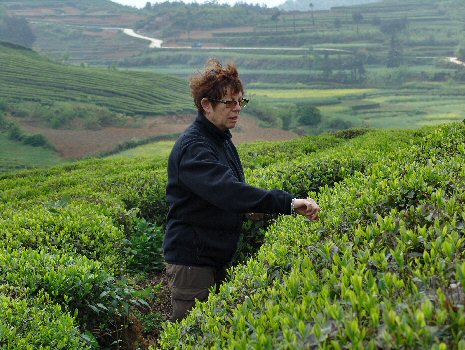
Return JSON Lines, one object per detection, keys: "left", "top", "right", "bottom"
{"left": 140, "top": 271, "right": 172, "bottom": 349}
{"left": 13, "top": 114, "right": 298, "bottom": 159}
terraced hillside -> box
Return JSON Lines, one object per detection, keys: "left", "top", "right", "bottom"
{"left": 0, "top": 42, "right": 192, "bottom": 115}
{"left": 0, "top": 41, "right": 194, "bottom": 168}
{"left": 0, "top": 0, "right": 146, "bottom": 63}
{"left": 0, "top": 41, "right": 298, "bottom": 168}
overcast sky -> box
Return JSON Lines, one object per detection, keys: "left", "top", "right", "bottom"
{"left": 110, "top": 0, "right": 284, "bottom": 9}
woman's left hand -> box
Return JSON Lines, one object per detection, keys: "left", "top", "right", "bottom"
{"left": 294, "top": 197, "right": 320, "bottom": 221}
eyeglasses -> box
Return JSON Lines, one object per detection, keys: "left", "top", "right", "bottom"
{"left": 210, "top": 98, "right": 249, "bottom": 108}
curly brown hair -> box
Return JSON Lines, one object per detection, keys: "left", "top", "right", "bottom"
{"left": 190, "top": 58, "right": 244, "bottom": 113}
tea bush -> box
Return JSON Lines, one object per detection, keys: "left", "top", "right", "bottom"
{"left": 0, "top": 157, "right": 169, "bottom": 347}
{"left": 158, "top": 122, "right": 465, "bottom": 349}
{"left": 3, "top": 123, "right": 464, "bottom": 348}
{"left": 0, "top": 291, "right": 88, "bottom": 349}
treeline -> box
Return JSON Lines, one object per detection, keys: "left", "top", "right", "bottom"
{"left": 138, "top": 1, "right": 275, "bottom": 34}
{"left": 0, "top": 111, "right": 51, "bottom": 149}
{"left": 0, "top": 9, "right": 35, "bottom": 48}
{"left": 0, "top": 0, "right": 123, "bottom": 12}
{"left": 280, "top": 0, "right": 382, "bottom": 11}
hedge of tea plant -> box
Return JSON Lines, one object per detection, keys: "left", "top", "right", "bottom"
{"left": 0, "top": 42, "right": 193, "bottom": 116}
{"left": 158, "top": 122, "right": 465, "bottom": 349}
{"left": 0, "top": 124, "right": 449, "bottom": 348}
{"left": 0, "top": 157, "right": 171, "bottom": 347}
{"left": 234, "top": 127, "right": 420, "bottom": 264}
{"left": 237, "top": 128, "right": 370, "bottom": 170}
{"left": 0, "top": 291, "right": 87, "bottom": 349}
{"left": 244, "top": 128, "right": 417, "bottom": 197}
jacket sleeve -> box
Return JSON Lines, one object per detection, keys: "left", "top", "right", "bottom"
{"left": 178, "top": 140, "right": 293, "bottom": 214}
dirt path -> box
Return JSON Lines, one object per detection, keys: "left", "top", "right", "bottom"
{"left": 14, "top": 114, "right": 297, "bottom": 159}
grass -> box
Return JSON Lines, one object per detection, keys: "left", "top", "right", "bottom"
{"left": 245, "top": 82, "right": 465, "bottom": 132}
{"left": 108, "top": 141, "right": 175, "bottom": 159}
{"left": 248, "top": 88, "right": 377, "bottom": 99}
{"left": 0, "top": 133, "right": 60, "bottom": 171}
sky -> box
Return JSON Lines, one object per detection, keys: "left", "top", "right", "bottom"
{"left": 111, "top": 0, "right": 284, "bottom": 9}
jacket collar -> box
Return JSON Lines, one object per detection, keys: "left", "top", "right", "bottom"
{"left": 195, "top": 112, "right": 232, "bottom": 144}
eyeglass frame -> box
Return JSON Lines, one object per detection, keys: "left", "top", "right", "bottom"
{"left": 209, "top": 98, "right": 249, "bottom": 108}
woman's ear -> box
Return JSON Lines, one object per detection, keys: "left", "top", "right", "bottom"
{"left": 201, "top": 98, "right": 211, "bottom": 113}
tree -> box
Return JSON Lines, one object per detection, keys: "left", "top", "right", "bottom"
{"left": 352, "top": 12, "right": 363, "bottom": 35}
{"left": 350, "top": 50, "right": 367, "bottom": 82}
{"left": 271, "top": 10, "right": 280, "bottom": 32}
{"left": 144, "top": 2, "right": 152, "bottom": 10}
{"left": 309, "top": 3, "right": 315, "bottom": 26}
{"left": 371, "top": 16, "right": 381, "bottom": 26}
{"left": 0, "top": 16, "right": 36, "bottom": 48}
{"left": 62, "top": 51, "right": 70, "bottom": 63}
{"left": 297, "top": 104, "right": 321, "bottom": 126}
{"left": 379, "top": 18, "right": 408, "bottom": 68}
{"left": 456, "top": 41, "right": 465, "bottom": 62}
{"left": 292, "top": 12, "right": 296, "bottom": 32}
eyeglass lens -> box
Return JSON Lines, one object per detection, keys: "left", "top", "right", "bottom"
{"left": 210, "top": 98, "right": 249, "bottom": 108}
{"left": 226, "top": 99, "right": 249, "bottom": 108}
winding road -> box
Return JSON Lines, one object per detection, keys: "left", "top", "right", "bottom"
{"left": 121, "top": 28, "right": 465, "bottom": 67}
{"left": 122, "top": 28, "right": 163, "bottom": 48}
{"left": 448, "top": 57, "right": 465, "bottom": 67}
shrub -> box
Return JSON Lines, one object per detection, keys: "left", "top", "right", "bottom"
{"left": 296, "top": 103, "right": 322, "bottom": 126}
{"left": 0, "top": 292, "right": 88, "bottom": 349}
{"left": 128, "top": 218, "right": 165, "bottom": 272}
{"left": 328, "top": 118, "right": 353, "bottom": 130}
{"left": 157, "top": 123, "right": 465, "bottom": 349}
{"left": 22, "top": 133, "right": 51, "bottom": 147}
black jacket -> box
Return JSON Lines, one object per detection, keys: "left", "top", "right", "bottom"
{"left": 163, "top": 112, "right": 293, "bottom": 267}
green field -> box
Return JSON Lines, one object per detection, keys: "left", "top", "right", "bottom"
{"left": 2, "top": 122, "right": 465, "bottom": 348}
{"left": 0, "top": 41, "right": 194, "bottom": 170}
{"left": 243, "top": 81, "right": 465, "bottom": 135}
{"left": 109, "top": 140, "right": 175, "bottom": 159}
{"left": 0, "top": 133, "right": 60, "bottom": 171}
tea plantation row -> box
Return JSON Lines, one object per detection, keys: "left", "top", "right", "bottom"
{"left": 0, "top": 42, "right": 193, "bottom": 116}
{"left": 0, "top": 124, "right": 457, "bottom": 348}
{"left": 159, "top": 122, "right": 465, "bottom": 349}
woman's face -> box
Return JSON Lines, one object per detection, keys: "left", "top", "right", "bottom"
{"left": 202, "top": 90, "right": 243, "bottom": 131}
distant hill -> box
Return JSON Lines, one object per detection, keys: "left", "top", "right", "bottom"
{"left": 279, "top": 0, "right": 382, "bottom": 11}
{"left": 0, "top": 40, "right": 195, "bottom": 162}
{"left": 0, "top": 41, "right": 296, "bottom": 163}
{"left": 0, "top": 41, "right": 192, "bottom": 116}
{"left": 0, "top": 0, "right": 147, "bottom": 64}
{"left": 0, "top": 0, "right": 387, "bottom": 65}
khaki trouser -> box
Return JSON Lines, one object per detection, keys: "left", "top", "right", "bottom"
{"left": 166, "top": 264, "right": 227, "bottom": 322}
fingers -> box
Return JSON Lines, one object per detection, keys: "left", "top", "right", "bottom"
{"left": 307, "top": 197, "right": 320, "bottom": 220}
{"left": 297, "top": 197, "right": 320, "bottom": 221}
